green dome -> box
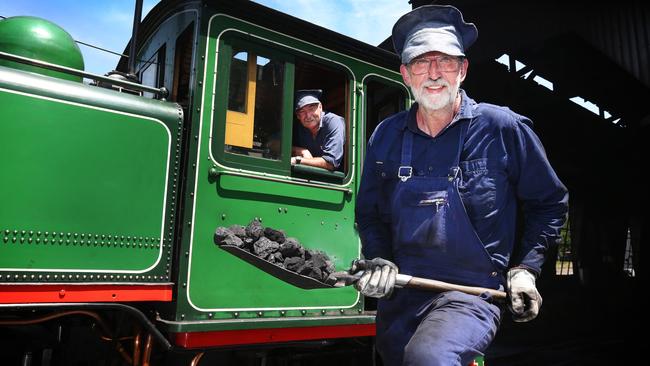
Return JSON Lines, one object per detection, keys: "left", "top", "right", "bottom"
{"left": 0, "top": 16, "right": 84, "bottom": 82}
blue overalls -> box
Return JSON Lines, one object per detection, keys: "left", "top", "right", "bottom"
{"left": 375, "top": 120, "right": 502, "bottom": 366}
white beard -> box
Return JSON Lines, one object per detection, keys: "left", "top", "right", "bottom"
{"left": 411, "top": 78, "right": 459, "bottom": 111}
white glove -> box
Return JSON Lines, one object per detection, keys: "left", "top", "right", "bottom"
{"left": 507, "top": 268, "right": 542, "bottom": 322}
{"left": 351, "top": 258, "right": 398, "bottom": 299}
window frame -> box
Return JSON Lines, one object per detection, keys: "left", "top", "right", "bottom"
{"left": 212, "top": 35, "right": 295, "bottom": 175}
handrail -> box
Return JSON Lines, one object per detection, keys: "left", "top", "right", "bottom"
{"left": 209, "top": 168, "right": 352, "bottom": 194}
{"left": 0, "top": 51, "right": 168, "bottom": 99}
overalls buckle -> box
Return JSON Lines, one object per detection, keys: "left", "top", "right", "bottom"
{"left": 398, "top": 166, "right": 413, "bottom": 182}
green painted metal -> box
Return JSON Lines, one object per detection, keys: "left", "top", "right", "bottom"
{"left": 0, "top": 66, "right": 181, "bottom": 280}
{"left": 167, "top": 9, "right": 408, "bottom": 331}
{"left": 0, "top": 16, "right": 84, "bottom": 82}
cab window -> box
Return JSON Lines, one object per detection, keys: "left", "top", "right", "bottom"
{"left": 212, "top": 34, "right": 350, "bottom": 182}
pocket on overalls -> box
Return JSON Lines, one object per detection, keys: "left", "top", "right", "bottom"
{"left": 395, "top": 189, "right": 448, "bottom": 249}
{"left": 375, "top": 161, "right": 399, "bottom": 223}
{"left": 459, "top": 159, "right": 497, "bottom": 220}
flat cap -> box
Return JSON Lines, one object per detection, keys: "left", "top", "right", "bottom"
{"left": 392, "top": 5, "right": 477, "bottom": 64}
{"left": 294, "top": 89, "right": 322, "bottom": 111}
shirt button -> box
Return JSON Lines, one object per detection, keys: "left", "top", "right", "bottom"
{"left": 490, "top": 271, "right": 498, "bottom": 277}
{"left": 428, "top": 166, "right": 433, "bottom": 171}
{"left": 381, "top": 172, "right": 386, "bottom": 177}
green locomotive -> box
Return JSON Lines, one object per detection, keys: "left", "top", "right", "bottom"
{"left": 1, "top": 0, "right": 413, "bottom": 364}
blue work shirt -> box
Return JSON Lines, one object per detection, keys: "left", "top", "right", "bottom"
{"left": 356, "top": 90, "right": 568, "bottom": 276}
{"left": 297, "top": 111, "right": 345, "bottom": 169}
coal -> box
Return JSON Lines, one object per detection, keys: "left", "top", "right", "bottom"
{"left": 279, "top": 238, "right": 304, "bottom": 258}
{"left": 213, "top": 227, "right": 244, "bottom": 247}
{"left": 264, "top": 227, "right": 286, "bottom": 243}
{"left": 245, "top": 219, "right": 264, "bottom": 239}
{"left": 253, "top": 237, "right": 279, "bottom": 258}
{"left": 214, "top": 219, "right": 335, "bottom": 281}
{"left": 229, "top": 224, "right": 246, "bottom": 238}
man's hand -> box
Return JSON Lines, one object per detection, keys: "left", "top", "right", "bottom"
{"left": 350, "top": 258, "right": 398, "bottom": 299}
{"left": 507, "top": 268, "right": 542, "bottom": 322}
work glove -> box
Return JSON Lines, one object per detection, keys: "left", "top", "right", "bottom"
{"left": 507, "top": 268, "right": 542, "bottom": 322}
{"left": 350, "top": 258, "right": 398, "bottom": 299}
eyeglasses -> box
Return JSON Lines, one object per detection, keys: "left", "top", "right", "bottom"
{"left": 408, "top": 55, "right": 462, "bottom": 74}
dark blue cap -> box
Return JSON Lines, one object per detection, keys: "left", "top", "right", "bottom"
{"left": 392, "top": 5, "right": 477, "bottom": 64}
{"left": 294, "top": 89, "right": 322, "bottom": 111}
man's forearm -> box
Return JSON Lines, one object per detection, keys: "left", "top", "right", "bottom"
{"left": 299, "top": 157, "right": 334, "bottom": 170}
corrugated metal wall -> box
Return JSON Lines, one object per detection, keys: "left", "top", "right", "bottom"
{"left": 581, "top": 0, "right": 650, "bottom": 88}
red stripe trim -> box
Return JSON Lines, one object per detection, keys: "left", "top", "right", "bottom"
{"left": 0, "top": 284, "right": 172, "bottom": 303}
{"left": 174, "top": 324, "right": 376, "bottom": 348}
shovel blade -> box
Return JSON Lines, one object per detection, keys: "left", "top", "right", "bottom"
{"left": 219, "top": 244, "right": 335, "bottom": 289}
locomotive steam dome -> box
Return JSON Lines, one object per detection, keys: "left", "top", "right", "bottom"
{"left": 0, "top": 16, "right": 84, "bottom": 82}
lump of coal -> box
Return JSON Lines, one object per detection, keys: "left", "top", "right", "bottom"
{"left": 265, "top": 251, "right": 284, "bottom": 266}
{"left": 213, "top": 227, "right": 243, "bottom": 247}
{"left": 253, "top": 237, "right": 279, "bottom": 258}
{"left": 279, "top": 238, "right": 304, "bottom": 258}
{"left": 264, "top": 227, "right": 286, "bottom": 243}
{"left": 246, "top": 219, "right": 264, "bottom": 239}
{"left": 229, "top": 224, "right": 247, "bottom": 238}
{"left": 309, "top": 251, "right": 335, "bottom": 274}
{"left": 284, "top": 257, "right": 305, "bottom": 272}
{"left": 299, "top": 263, "right": 323, "bottom": 281}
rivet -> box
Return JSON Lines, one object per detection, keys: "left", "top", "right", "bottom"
{"left": 185, "top": 251, "right": 189, "bottom": 257}
{"left": 321, "top": 309, "right": 326, "bottom": 315}
{"left": 257, "top": 311, "right": 263, "bottom": 317}
{"left": 221, "top": 214, "right": 226, "bottom": 220}
{"left": 301, "top": 310, "right": 306, "bottom": 315}
{"left": 183, "top": 282, "right": 187, "bottom": 287}
{"left": 208, "top": 313, "right": 213, "bottom": 318}
{"left": 280, "top": 311, "right": 286, "bottom": 316}
{"left": 340, "top": 309, "right": 345, "bottom": 314}
{"left": 233, "top": 312, "right": 239, "bottom": 318}
{"left": 181, "top": 314, "right": 185, "bottom": 320}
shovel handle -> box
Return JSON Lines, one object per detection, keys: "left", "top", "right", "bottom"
{"left": 395, "top": 274, "right": 507, "bottom": 300}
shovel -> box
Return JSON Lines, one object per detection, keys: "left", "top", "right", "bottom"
{"left": 220, "top": 245, "right": 506, "bottom": 300}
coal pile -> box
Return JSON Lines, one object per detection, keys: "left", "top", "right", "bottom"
{"left": 214, "top": 219, "right": 335, "bottom": 282}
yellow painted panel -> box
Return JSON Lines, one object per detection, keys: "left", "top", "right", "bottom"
{"left": 225, "top": 53, "right": 257, "bottom": 148}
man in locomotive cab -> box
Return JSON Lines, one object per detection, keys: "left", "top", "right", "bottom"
{"left": 291, "top": 89, "right": 345, "bottom": 171}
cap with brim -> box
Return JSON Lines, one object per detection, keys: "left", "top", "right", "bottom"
{"left": 392, "top": 5, "right": 477, "bottom": 64}
{"left": 294, "top": 89, "right": 322, "bottom": 111}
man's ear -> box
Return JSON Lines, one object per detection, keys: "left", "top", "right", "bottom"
{"left": 399, "top": 64, "right": 412, "bottom": 86}
{"left": 459, "top": 58, "right": 469, "bottom": 83}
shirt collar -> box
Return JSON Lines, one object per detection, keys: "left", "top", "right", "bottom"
{"left": 405, "top": 89, "right": 480, "bottom": 134}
